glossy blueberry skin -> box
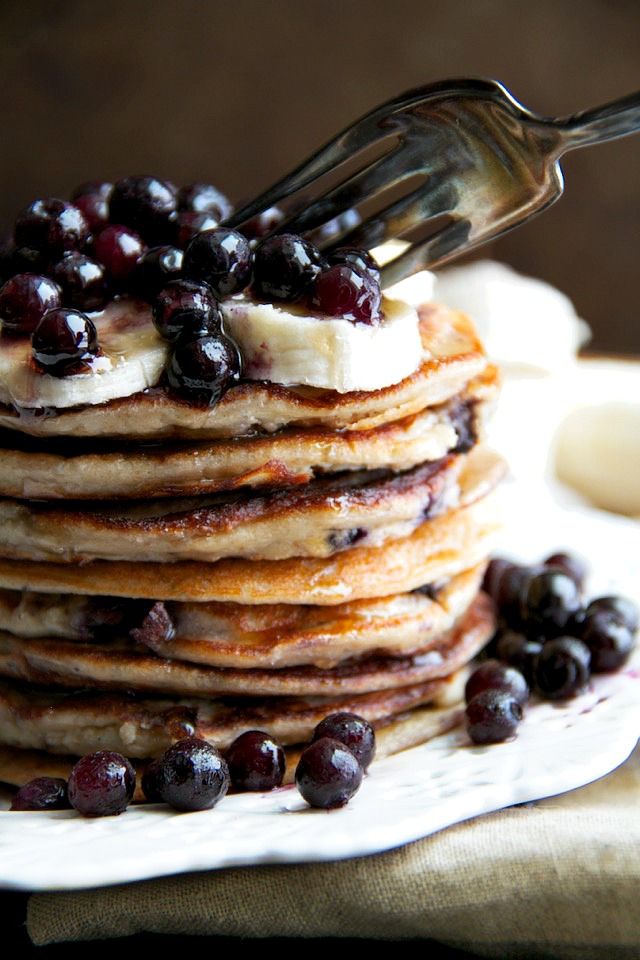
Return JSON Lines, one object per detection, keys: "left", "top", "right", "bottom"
{"left": 237, "top": 205, "right": 284, "bottom": 241}
{"left": 465, "top": 689, "right": 523, "bottom": 744}
{"left": 328, "top": 246, "right": 380, "bottom": 280}
{"left": 311, "top": 713, "right": 376, "bottom": 771}
{"left": 534, "top": 636, "right": 591, "bottom": 700}
{"left": 182, "top": 227, "right": 253, "bottom": 298}
{"left": 177, "top": 183, "right": 232, "bottom": 220}
{"left": 14, "top": 198, "right": 90, "bottom": 260}
{"left": 309, "top": 263, "right": 382, "bottom": 323}
{"left": 519, "top": 569, "right": 582, "bottom": 638}
{"left": 154, "top": 737, "right": 230, "bottom": 812}
{"left": 93, "top": 224, "right": 146, "bottom": 282}
{"left": 295, "top": 737, "right": 364, "bottom": 809}
{"left": 175, "top": 211, "right": 220, "bottom": 249}
{"left": 51, "top": 252, "right": 110, "bottom": 312}
{"left": 70, "top": 181, "right": 114, "bottom": 232}
{"left": 580, "top": 610, "right": 635, "bottom": 673}
{"left": 585, "top": 595, "right": 638, "bottom": 633}
{"left": 543, "top": 551, "right": 587, "bottom": 592}
{"left": 493, "top": 629, "right": 543, "bottom": 688}
{"left": 109, "top": 175, "right": 178, "bottom": 245}
{"left": 166, "top": 332, "right": 240, "bottom": 406}
{"left": 67, "top": 750, "right": 135, "bottom": 818}
{"left": 31, "top": 307, "right": 99, "bottom": 376}
{"left": 10, "top": 777, "right": 70, "bottom": 811}
{"left": 251, "top": 233, "right": 325, "bottom": 302}
{"left": 0, "top": 273, "right": 62, "bottom": 334}
{"left": 131, "top": 245, "right": 183, "bottom": 301}
{"left": 225, "top": 730, "right": 286, "bottom": 792}
{"left": 153, "top": 278, "right": 220, "bottom": 342}
{"left": 464, "top": 659, "right": 529, "bottom": 709}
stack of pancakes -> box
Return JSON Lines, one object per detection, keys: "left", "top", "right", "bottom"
{"left": 0, "top": 298, "right": 503, "bottom": 789}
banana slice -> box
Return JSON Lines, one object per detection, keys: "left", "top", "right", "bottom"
{"left": 0, "top": 292, "right": 424, "bottom": 410}
{"left": 0, "top": 300, "right": 167, "bottom": 410}
{"left": 222, "top": 295, "right": 423, "bottom": 393}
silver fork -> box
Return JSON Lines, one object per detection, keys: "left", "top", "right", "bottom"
{"left": 224, "top": 78, "right": 640, "bottom": 287}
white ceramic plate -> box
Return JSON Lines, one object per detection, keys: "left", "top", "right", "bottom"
{"left": 1, "top": 491, "right": 639, "bottom": 891}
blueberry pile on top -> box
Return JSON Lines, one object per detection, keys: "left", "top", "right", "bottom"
{"left": 0, "top": 175, "right": 383, "bottom": 404}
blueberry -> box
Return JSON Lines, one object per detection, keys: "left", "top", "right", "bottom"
{"left": 328, "top": 246, "right": 380, "bottom": 280}
{"left": 0, "top": 273, "right": 62, "bottom": 335}
{"left": 166, "top": 332, "right": 240, "bottom": 406}
{"left": 481, "top": 557, "right": 514, "bottom": 603}
{"left": 14, "top": 198, "right": 89, "bottom": 261}
{"left": 492, "top": 562, "right": 533, "bottom": 629}
{"left": 543, "top": 551, "right": 587, "bottom": 592}
{"left": 177, "top": 183, "right": 232, "bottom": 220}
{"left": 252, "top": 233, "right": 325, "bottom": 302}
{"left": 131, "top": 245, "right": 183, "bottom": 301}
{"left": 311, "top": 712, "right": 376, "bottom": 771}
{"left": 109, "top": 175, "right": 178, "bottom": 245}
{"left": 225, "top": 730, "right": 286, "bottom": 792}
{"left": 309, "top": 263, "right": 382, "bottom": 323}
{"left": 70, "top": 181, "right": 113, "bottom": 232}
{"left": 67, "top": 750, "right": 135, "bottom": 817}
{"left": 237, "top": 205, "right": 284, "bottom": 241}
{"left": 153, "top": 278, "right": 221, "bottom": 342}
{"left": 493, "top": 629, "right": 543, "bottom": 687}
{"left": 534, "top": 636, "right": 591, "bottom": 700}
{"left": 519, "top": 568, "right": 581, "bottom": 638}
{"left": 32, "top": 307, "right": 99, "bottom": 376}
{"left": 93, "top": 224, "right": 146, "bottom": 282}
{"left": 465, "top": 689, "right": 523, "bottom": 744}
{"left": 175, "top": 211, "right": 220, "bottom": 249}
{"left": 464, "top": 659, "right": 529, "bottom": 708}
{"left": 51, "top": 252, "right": 110, "bottom": 312}
{"left": 10, "top": 776, "right": 70, "bottom": 811}
{"left": 183, "top": 227, "right": 253, "bottom": 298}
{"left": 141, "top": 758, "right": 163, "bottom": 803}
{"left": 585, "top": 595, "right": 638, "bottom": 633}
{"left": 580, "top": 610, "right": 635, "bottom": 673}
{"left": 154, "top": 737, "right": 230, "bottom": 811}
{"left": 295, "top": 737, "right": 363, "bottom": 809}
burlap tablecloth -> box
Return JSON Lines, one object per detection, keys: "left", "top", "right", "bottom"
{"left": 26, "top": 740, "right": 640, "bottom": 958}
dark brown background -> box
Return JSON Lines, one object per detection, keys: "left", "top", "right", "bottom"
{"left": 1, "top": 0, "right": 638, "bottom": 354}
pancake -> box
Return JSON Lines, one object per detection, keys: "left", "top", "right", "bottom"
{"left": 0, "top": 449, "right": 477, "bottom": 564}
{"left": 0, "top": 565, "right": 485, "bottom": 669}
{"left": 0, "top": 280, "right": 502, "bottom": 787}
{"left": 0, "top": 474, "right": 502, "bottom": 603}
{"left": 0, "top": 446, "right": 502, "bottom": 569}
{"left": 0, "top": 672, "right": 466, "bottom": 794}
{"left": 0, "top": 667, "right": 467, "bottom": 761}
{"left": 0, "top": 304, "right": 487, "bottom": 439}
{"left": 0, "top": 366, "right": 498, "bottom": 499}
{"left": 0, "top": 592, "right": 494, "bottom": 698}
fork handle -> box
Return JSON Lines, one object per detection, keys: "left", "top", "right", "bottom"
{"left": 555, "top": 90, "right": 640, "bottom": 152}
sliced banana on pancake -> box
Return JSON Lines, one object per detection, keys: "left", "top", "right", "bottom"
{"left": 0, "top": 305, "right": 488, "bottom": 439}
{"left": 0, "top": 300, "right": 167, "bottom": 411}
